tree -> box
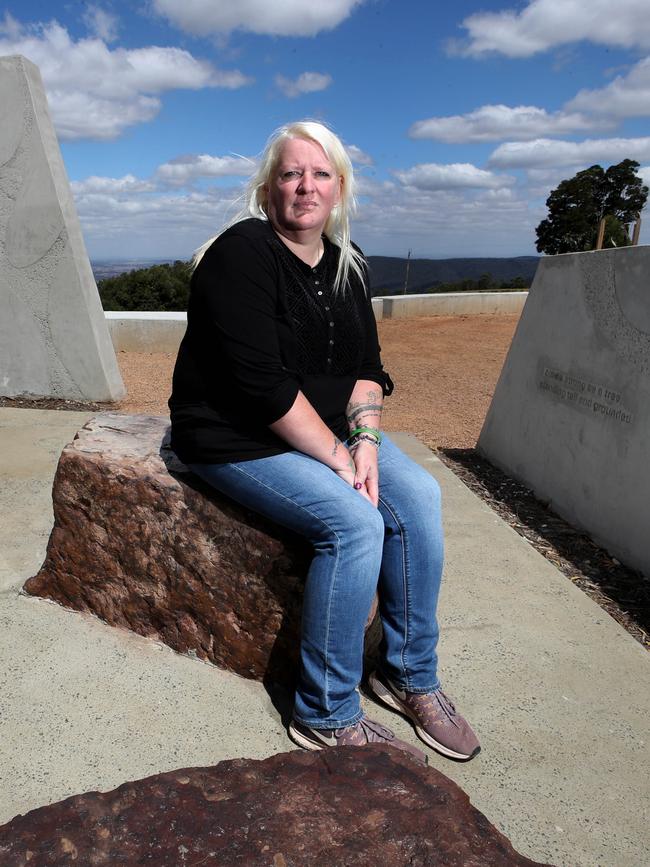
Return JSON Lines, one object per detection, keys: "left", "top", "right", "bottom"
{"left": 535, "top": 159, "right": 648, "bottom": 255}
{"left": 98, "top": 260, "right": 192, "bottom": 311}
{"left": 477, "top": 272, "right": 495, "bottom": 291}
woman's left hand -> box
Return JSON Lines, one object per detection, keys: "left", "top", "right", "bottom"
{"left": 350, "top": 440, "right": 379, "bottom": 507}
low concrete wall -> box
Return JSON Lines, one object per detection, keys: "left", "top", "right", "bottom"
{"left": 376, "top": 290, "right": 528, "bottom": 319}
{"left": 106, "top": 291, "right": 527, "bottom": 353}
{"left": 106, "top": 312, "right": 188, "bottom": 353}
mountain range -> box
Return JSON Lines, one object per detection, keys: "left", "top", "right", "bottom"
{"left": 92, "top": 254, "right": 540, "bottom": 295}
{"left": 365, "top": 255, "right": 539, "bottom": 295}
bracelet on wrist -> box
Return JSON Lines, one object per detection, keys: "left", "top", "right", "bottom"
{"left": 349, "top": 433, "right": 380, "bottom": 449}
{"left": 348, "top": 426, "right": 382, "bottom": 445}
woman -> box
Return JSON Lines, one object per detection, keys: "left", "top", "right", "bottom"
{"left": 169, "top": 120, "right": 479, "bottom": 763}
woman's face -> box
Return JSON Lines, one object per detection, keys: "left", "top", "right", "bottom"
{"left": 265, "top": 137, "right": 342, "bottom": 239}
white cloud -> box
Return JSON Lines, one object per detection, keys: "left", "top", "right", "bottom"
{"left": 408, "top": 57, "right": 650, "bottom": 149}
{"left": 153, "top": 0, "right": 365, "bottom": 37}
{"left": 456, "top": 0, "right": 650, "bottom": 58}
{"left": 567, "top": 56, "right": 650, "bottom": 118}
{"left": 49, "top": 90, "right": 162, "bottom": 141}
{"left": 275, "top": 71, "right": 332, "bottom": 99}
{"left": 394, "top": 162, "right": 515, "bottom": 191}
{"left": 351, "top": 182, "right": 537, "bottom": 258}
{"left": 77, "top": 178, "right": 540, "bottom": 261}
{"left": 71, "top": 174, "right": 156, "bottom": 194}
{"left": 70, "top": 163, "right": 650, "bottom": 263}
{"left": 409, "top": 104, "right": 608, "bottom": 143}
{"left": 75, "top": 185, "right": 242, "bottom": 259}
{"left": 82, "top": 5, "right": 119, "bottom": 42}
{"left": 346, "top": 145, "right": 373, "bottom": 166}
{"left": 0, "top": 11, "right": 21, "bottom": 38}
{"left": 489, "top": 137, "right": 650, "bottom": 169}
{"left": 156, "top": 154, "right": 255, "bottom": 186}
{"left": 0, "top": 19, "right": 252, "bottom": 140}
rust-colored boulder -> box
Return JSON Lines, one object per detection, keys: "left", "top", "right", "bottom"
{"left": 24, "top": 413, "right": 380, "bottom": 683}
{"left": 0, "top": 746, "right": 553, "bottom": 866}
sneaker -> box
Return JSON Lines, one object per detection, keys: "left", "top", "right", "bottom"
{"left": 368, "top": 670, "right": 480, "bottom": 761}
{"left": 288, "top": 715, "right": 427, "bottom": 765}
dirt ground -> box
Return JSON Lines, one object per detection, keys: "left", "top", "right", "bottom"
{"left": 116, "top": 313, "right": 520, "bottom": 450}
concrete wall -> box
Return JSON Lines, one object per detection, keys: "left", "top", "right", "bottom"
{"left": 376, "top": 290, "right": 527, "bottom": 319}
{"left": 478, "top": 246, "right": 650, "bottom": 576}
{"left": 0, "top": 55, "right": 124, "bottom": 401}
{"left": 106, "top": 312, "right": 188, "bottom": 353}
{"left": 106, "top": 291, "right": 527, "bottom": 353}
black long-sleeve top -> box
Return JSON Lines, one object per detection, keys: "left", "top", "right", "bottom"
{"left": 169, "top": 218, "right": 392, "bottom": 464}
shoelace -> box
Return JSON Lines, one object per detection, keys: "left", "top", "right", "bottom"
{"left": 432, "top": 689, "right": 459, "bottom": 725}
{"left": 335, "top": 717, "right": 395, "bottom": 743}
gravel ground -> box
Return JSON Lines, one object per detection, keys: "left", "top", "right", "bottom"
{"left": 2, "top": 312, "right": 647, "bottom": 649}
{"left": 112, "top": 313, "right": 518, "bottom": 448}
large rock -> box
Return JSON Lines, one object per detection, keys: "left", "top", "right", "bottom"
{"left": 24, "top": 413, "right": 380, "bottom": 682}
{"left": 0, "top": 746, "right": 553, "bottom": 866}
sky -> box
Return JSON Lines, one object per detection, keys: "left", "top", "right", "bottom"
{"left": 2, "top": 0, "right": 650, "bottom": 261}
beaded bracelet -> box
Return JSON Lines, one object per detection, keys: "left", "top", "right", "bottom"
{"left": 348, "top": 426, "right": 382, "bottom": 445}
{"left": 349, "top": 433, "right": 380, "bottom": 449}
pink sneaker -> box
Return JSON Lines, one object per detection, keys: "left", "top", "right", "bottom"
{"left": 288, "top": 715, "right": 427, "bottom": 765}
{"left": 368, "top": 671, "right": 480, "bottom": 761}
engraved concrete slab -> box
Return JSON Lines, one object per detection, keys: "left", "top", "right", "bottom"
{"left": 478, "top": 246, "right": 650, "bottom": 575}
{"left": 0, "top": 54, "right": 124, "bottom": 401}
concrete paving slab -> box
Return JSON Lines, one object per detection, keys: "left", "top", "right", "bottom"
{"left": 0, "top": 408, "right": 648, "bottom": 867}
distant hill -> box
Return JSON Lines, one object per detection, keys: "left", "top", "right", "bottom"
{"left": 366, "top": 255, "right": 539, "bottom": 296}
{"left": 92, "top": 254, "right": 540, "bottom": 309}
{"left": 92, "top": 259, "right": 173, "bottom": 282}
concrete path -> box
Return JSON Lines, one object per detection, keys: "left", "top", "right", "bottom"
{"left": 1, "top": 407, "right": 648, "bottom": 867}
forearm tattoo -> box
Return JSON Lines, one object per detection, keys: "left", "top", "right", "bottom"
{"left": 346, "top": 387, "right": 383, "bottom": 432}
{"left": 332, "top": 436, "right": 355, "bottom": 470}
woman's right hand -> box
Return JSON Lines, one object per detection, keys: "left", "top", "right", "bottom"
{"left": 334, "top": 462, "right": 373, "bottom": 503}
{"left": 268, "top": 393, "right": 371, "bottom": 501}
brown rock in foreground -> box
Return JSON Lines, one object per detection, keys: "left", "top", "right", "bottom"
{"left": 24, "top": 413, "right": 379, "bottom": 682}
{"left": 0, "top": 746, "right": 553, "bottom": 866}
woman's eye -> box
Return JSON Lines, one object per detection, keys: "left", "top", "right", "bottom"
{"left": 282, "top": 170, "right": 300, "bottom": 179}
{"left": 316, "top": 171, "right": 331, "bottom": 178}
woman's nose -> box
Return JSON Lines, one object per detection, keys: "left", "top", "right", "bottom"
{"left": 297, "top": 172, "right": 315, "bottom": 192}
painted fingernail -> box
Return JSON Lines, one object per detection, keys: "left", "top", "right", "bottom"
{"left": 354, "top": 482, "right": 363, "bottom": 490}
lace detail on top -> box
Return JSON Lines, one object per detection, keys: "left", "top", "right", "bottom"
{"left": 270, "top": 237, "right": 364, "bottom": 377}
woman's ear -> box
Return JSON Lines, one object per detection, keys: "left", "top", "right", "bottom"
{"left": 336, "top": 175, "right": 343, "bottom": 204}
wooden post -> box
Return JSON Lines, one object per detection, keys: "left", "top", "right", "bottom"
{"left": 632, "top": 217, "right": 642, "bottom": 246}
{"left": 403, "top": 249, "right": 411, "bottom": 295}
{"left": 596, "top": 217, "right": 606, "bottom": 250}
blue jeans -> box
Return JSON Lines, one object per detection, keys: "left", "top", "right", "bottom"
{"left": 190, "top": 434, "right": 443, "bottom": 729}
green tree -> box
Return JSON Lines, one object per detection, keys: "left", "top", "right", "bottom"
{"left": 535, "top": 159, "right": 648, "bottom": 255}
{"left": 477, "top": 272, "right": 495, "bottom": 290}
{"left": 98, "top": 260, "right": 192, "bottom": 311}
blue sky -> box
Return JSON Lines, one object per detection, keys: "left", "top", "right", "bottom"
{"left": 2, "top": 0, "right": 649, "bottom": 260}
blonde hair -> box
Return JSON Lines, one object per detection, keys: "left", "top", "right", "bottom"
{"left": 193, "top": 120, "right": 365, "bottom": 294}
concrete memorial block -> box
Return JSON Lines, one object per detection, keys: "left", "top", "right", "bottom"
{"left": 0, "top": 55, "right": 124, "bottom": 401}
{"left": 478, "top": 246, "right": 650, "bottom": 576}
{"left": 24, "top": 413, "right": 381, "bottom": 682}
{"left": 0, "top": 746, "right": 552, "bottom": 866}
